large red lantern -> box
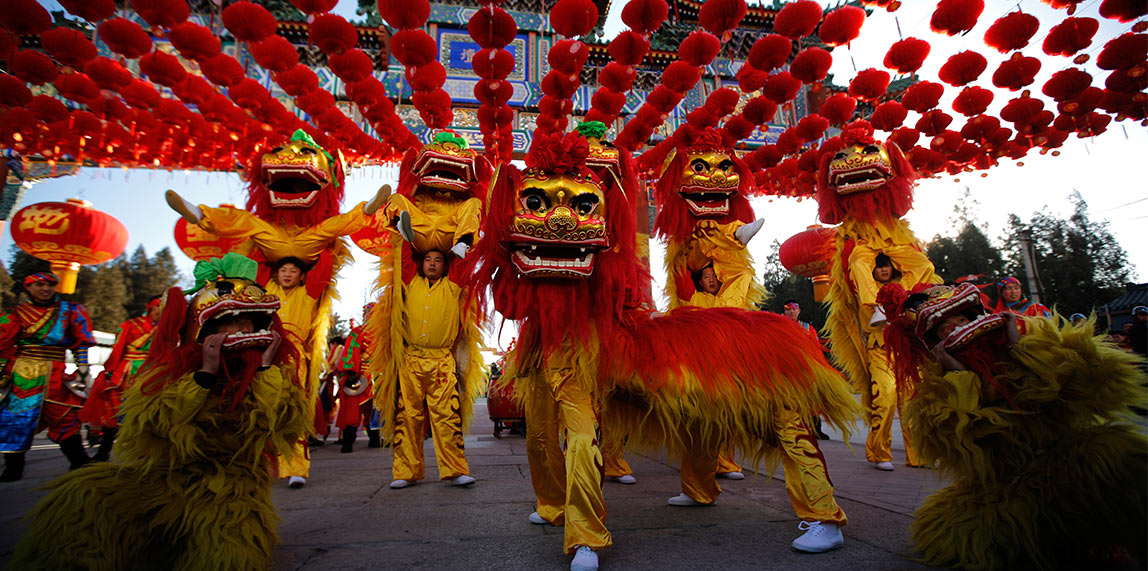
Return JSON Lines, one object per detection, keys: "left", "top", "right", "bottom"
{"left": 10, "top": 198, "right": 128, "bottom": 293}
{"left": 173, "top": 216, "right": 244, "bottom": 261}
{"left": 779, "top": 224, "right": 837, "bottom": 301}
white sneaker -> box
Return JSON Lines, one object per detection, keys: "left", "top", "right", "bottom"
{"left": 717, "top": 471, "right": 745, "bottom": 480}
{"left": 609, "top": 474, "right": 637, "bottom": 484}
{"left": 791, "top": 520, "right": 844, "bottom": 553}
{"left": 287, "top": 476, "right": 306, "bottom": 489}
{"left": 396, "top": 211, "right": 415, "bottom": 242}
{"left": 451, "top": 474, "right": 476, "bottom": 486}
{"left": 390, "top": 479, "right": 414, "bottom": 489}
{"left": 734, "top": 218, "right": 765, "bottom": 245}
{"left": 528, "top": 511, "right": 549, "bottom": 525}
{"left": 570, "top": 546, "right": 598, "bottom": 571}
{"left": 667, "top": 493, "right": 713, "bottom": 506}
{"left": 875, "top": 461, "right": 894, "bottom": 471}
{"left": 449, "top": 241, "right": 469, "bottom": 259}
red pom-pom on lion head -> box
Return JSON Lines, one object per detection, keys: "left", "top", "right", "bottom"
{"left": 653, "top": 127, "right": 756, "bottom": 240}
{"left": 816, "top": 120, "right": 917, "bottom": 226}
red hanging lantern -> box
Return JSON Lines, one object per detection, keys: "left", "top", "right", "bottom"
{"left": 779, "top": 225, "right": 837, "bottom": 301}
{"left": 173, "top": 216, "right": 244, "bottom": 261}
{"left": 10, "top": 199, "right": 129, "bottom": 294}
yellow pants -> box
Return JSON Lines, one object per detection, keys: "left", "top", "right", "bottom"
{"left": 602, "top": 437, "right": 633, "bottom": 478}
{"left": 384, "top": 193, "right": 481, "bottom": 255}
{"left": 524, "top": 366, "right": 612, "bottom": 554}
{"left": 278, "top": 439, "right": 310, "bottom": 478}
{"left": 865, "top": 347, "right": 919, "bottom": 465}
{"left": 391, "top": 348, "right": 470, "bottom": 481}
{"left": 680, "top": 408, "right": 848, "bottom": 525}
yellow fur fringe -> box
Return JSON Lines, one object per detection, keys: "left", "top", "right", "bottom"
{"left": 907, "top": 317, "right": 1148, "bottom": 569}
{"left": 10, "top": 365, "right": 311, "bottom": 571}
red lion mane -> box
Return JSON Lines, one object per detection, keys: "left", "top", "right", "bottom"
{"left": 816, "top": 120, "right": 917, "bottom": 226}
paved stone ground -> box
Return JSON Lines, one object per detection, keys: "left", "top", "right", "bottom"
{"left": 1, "top": 401, "right": 945, "bottom": 570}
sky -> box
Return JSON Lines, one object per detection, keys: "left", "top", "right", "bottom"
{"left": 6, "top": 0, "right": 1146, "bottom": 349}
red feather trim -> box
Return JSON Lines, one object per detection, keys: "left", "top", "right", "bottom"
{"left": 884, "top": 37, "right": 931, "bottom": 74}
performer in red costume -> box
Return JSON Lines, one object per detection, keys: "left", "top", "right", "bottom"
{"left": 79, "top": 295, "right": 162, "bottom": 462}
{"left": 993, "top": 277, "right": 1050, "bottom": 317}
{"left": 0, "top": 272, "right": 95, "bottom": 481}
{"left": 334, "top": 303, "right": 377, "bottom": 453}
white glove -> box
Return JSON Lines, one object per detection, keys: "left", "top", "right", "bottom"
{"left": 869, "top": 306, "right": 887, "bottom": 327}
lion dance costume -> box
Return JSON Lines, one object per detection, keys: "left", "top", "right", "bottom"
{"left": 817, "top": 120, "right": 939, "bottom": 469}
{"left": 877, "top": 282, "right": 1147, "bottom": 569}
{"left": 465, "top": 131, "right": 861, "bottom": 566}
{"left": 333, "top": 304, "right": 377, "bottom": 453}
{"left": 368, "top": 132, "right": 486, "bottom": 485}
{"left": 654, "top": 126, "right": 767, "bottom": 486}
{"left": 9, "top": 254, "right": 310, "bottom": 570}
{"left": 167, "top": 129, "right": 384, "bottom": 482}
{"left": 0, "top": 272, "right": 95, "bottom": 481}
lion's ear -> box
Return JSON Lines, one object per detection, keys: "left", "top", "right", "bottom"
{"left": 660, "top": 149, "right": 677, "bottom": 177}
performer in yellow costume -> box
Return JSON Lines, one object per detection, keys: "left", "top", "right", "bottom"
{"left": 466, "top": 131, "right": 859, "bottom": 570}
{"left": 367, "top": 133, "right": 486, "bottom": 490}
{"left": 10, "top": 254, "right": 310, "bottom": 571}
{"left": 167, "top": 129, "right": 387, "bottom": 485}
{"left": 816, "top": 120, "right": 939, "bottom": 471}
{"left": 266, "top": 256, "right": 317, "bottom": 486}
{"left": 653, "top": 128, "right": 768, "bottom": 497}
{"left": 380, "top": 130, "right": 489, "bottom": 259}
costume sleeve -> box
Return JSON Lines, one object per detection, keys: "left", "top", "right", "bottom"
{"left": 67, "top": 304, "right": 95, "bottom": 364}
{"left": 103, "top": 323, "right": 130, "bottom": 375}
{"left": 0, "top": 310, "right": 20, "bottom": 378}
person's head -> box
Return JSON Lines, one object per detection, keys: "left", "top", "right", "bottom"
{"left": 1133, "top": 306, "right": 1148, "bottom": 322}
{"left": 23, "top": 272, "right": 59, "bottom": 303}
{"left": 273, "top": 257, "right": 308, "bottom": 289}
{"left": 328, "top": 335, "right": 345, "bottom": 349}
{"left": 1110, "top": 330, "right": 1128, "bottom": 344}
{"left": 698, "top": 266, "right": 720, "bottom": 294}
{"left": 783, "top": 300, "right": 801, "bottom": 321}
{"left": 146, "top": 295, "right": 163, "bottom": 321}
{"left": 935, "top": 314, "right": 971, "bottom": 341}
{"left": 1124, "top": 322, "right": 1134, "bottom": 334}
{"left": 998, "top": 277, "right": 1023, "bottom": 303}
{"left": 1069, "top": 313, "right": 1086, "bottom": 324}
{"left": 872, "top": 253, "right": 897, "bottom": 284}
{"left": 422, "top": 250, "right": 447, "bottom": 281}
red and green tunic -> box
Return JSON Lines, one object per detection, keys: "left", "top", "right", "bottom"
{"left": 0, "top": 300, "right": 94, "bottom": 451}
{"left": 334, "top": 324, "right": 374, "bottom": 429}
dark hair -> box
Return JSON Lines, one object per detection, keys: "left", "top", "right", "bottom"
{"left": 329, "top": 336, "right": 345, "bottom": 345}
{"left": 272, "top": 256, "right": 310, "bottom": 273}
{"left": 691, "top": 263, "right": 718, "bottom": 291}
{"left": 419, "top": 250, "right": 449, "bottom": 276}
{"left": 873, "top": 253, "right": 902, "bottom": 281}
{"left": 783, "top": 298, "right": 800, "bottom": 306}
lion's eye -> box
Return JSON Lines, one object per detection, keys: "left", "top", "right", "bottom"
{"left": 300, "top": 147, "right": 317, "bottom": 155}
{"left": 573, "top": 195, "right": 599, "bottom": 216}
{"left": 526, "top": 195, "right": 542, "bottom": 210}
{"left": 691, "top": 160, "right": 708, "bottom": 173}
{"left": 834, "top": 152, "right": 847, "bottom": 160}
{"left": 270, "top": 146, "right": 284, "bottom": 153}
{"left": 863, "top": 145, "right": 880, "bottom": 154}
{"left": 215, "top": 281, "right": 235, "bottom": 294}
{"left": 718, "top": 160, "right": 734, "bottom": 172}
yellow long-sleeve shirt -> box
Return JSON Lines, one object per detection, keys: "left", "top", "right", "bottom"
{"left": 265, "top": 283, "right": 318, "bottom": 351}
{"left": 404, "top": 276, "right": 461, "bottom": 349}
